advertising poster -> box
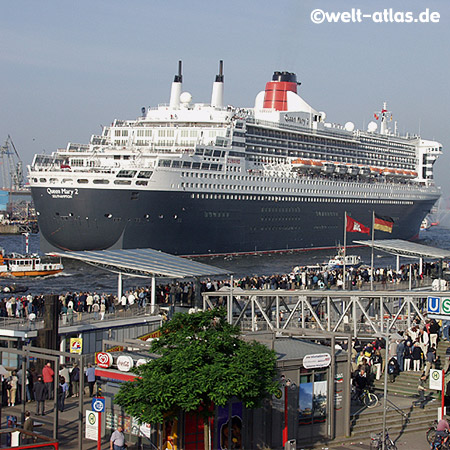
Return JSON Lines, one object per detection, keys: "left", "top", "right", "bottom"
{"left": 313, "top": 380, "right": 327, "bottom": 422}
{"left": 217, "top": 402, "right": 243, "bottom": 450}
{"left": 298, "top": 382, "right": 313, "bottom": 425}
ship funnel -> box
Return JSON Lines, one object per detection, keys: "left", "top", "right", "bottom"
{"left": 263, "top": 71, "right": 298, "bottom": 111}
{"left": 169, "top": 60, "right": 183, "bottom": 109}
{"left": 211, "top": 60, "right": 224, "bottom": 108}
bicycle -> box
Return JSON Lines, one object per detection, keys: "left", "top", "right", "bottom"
{"left": 427, "top": 420, "right": 438, "bottom": 445}
{"left": 353, "top": 387, "right": 379, "bottom": 408}
{"left": 370, "top": 428, "right": 397, "bottom": 450}
{"left": 431, "top": 430, "right": 450, "bottom": 450}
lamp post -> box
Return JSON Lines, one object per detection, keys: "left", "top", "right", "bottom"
{"left": 375, "top": 326, "right": 390, "bottom": 450}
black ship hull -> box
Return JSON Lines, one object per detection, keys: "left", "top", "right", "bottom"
{"left": 32, "top": 187, "right": 437, "bottom": 255}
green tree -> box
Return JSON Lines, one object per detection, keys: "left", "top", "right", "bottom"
{"left": 115, "top": 308, "right": 278, "bottom": 449}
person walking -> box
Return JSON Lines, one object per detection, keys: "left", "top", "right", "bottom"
{"left": 86, "top": 364, "right": 96, "bottom": 397}
{"left": 70, "top": 364, "right": 80, "bottom": 397}
{"left": 110, "top": 426, "right": 126, "bottom": 450}
{"left": 372, "top": 350, "right": 383, "bottom": 381}
{"left": 42, "top": 362, "right": 54, "bottom": 400}
{"left": 21, "top": 411, "right": 34, "bottom": 444}
{"left": 396, "top": 339, "right": 405, "bottom": 372}
{"left": 412, "top": 342, "right": 423, "bottom": 372}
{"left": 413, "top": 374, "right": 428, "bottom": 408}
{"left": 7, "top": 370, "right": 18, "bottom": 407}
{"left": 33, "top": 376, "right": 47, "bottom": 416}
{"left": 403, "top": 341, "right": 413, "bottom": 371}
{"left": 58, "top": 376, "right": 68, "bottom": 412}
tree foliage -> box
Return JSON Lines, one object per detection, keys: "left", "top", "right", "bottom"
{"left": 115, "top": 308, "right": 278, "bottom": 424}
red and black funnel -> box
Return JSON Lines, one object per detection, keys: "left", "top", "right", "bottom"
{"left": 263, "top": 71, "right": 298, "bottom": 111}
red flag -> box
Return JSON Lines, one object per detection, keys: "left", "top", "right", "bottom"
{"left": 346, "top": 216, "right": 370, "bottom": 234}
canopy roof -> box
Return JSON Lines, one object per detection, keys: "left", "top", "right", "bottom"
{"left": 353, "top": 239, "right": 450, "bottom": 259}
{"left": 49, "top": 248, "right": 231, "bottom": 278}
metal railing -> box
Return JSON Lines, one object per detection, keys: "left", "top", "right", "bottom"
{"left": 0, "top": 304, "right": 160, "bottom": 332}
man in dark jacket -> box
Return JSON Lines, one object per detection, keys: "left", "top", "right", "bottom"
{"left": 33, "top": 376, "right": 47, "bottom": 416}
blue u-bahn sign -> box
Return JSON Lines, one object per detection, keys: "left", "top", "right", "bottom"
{"left": 427, "top": 296, "right": 450, "bottom": 317}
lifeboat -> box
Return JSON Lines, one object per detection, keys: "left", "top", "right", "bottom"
{"left": 310, "top": 160, "right": 323, "bottom": 170}
{"left": 346, "top": 164, "right": 360, "bottom": 176}
{"left": 370, "top": 167, "right": 383, "bottom": 176}
{"left": 333, "top": 163, "right": 348, "bottom": 174}
{"left": 382, "top": 168, "right": 396, "bottom": 176}
{"left": 291, "top": 159, "right": 312, "bottom": 170}
{"left": 321, "top": 162, "right": 335, "bottom": 174}
{"left": 358, "top": 166, "right": 371, "bottom": 176}
{"left": 0, "top": 250, "right": 64, "bottom": 277}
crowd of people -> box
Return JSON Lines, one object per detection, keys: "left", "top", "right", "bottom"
{"left": 2, "top": 361, "right": 97, "bottom": 415}
{"left": 0, "top": 259, "right": 446, "bottom": 327}
{"left": 350, "top": 316, "right": 450, "bottom": 409}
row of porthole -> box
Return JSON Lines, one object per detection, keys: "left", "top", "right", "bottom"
{"left": 103, "top": 213, "right": 178, "bottom": 220}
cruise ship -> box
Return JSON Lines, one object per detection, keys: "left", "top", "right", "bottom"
{"left": 28, "top": 61, "right": 442, "bottom": 255}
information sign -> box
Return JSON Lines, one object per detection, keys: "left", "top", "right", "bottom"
{"left": 303, "top": 353, "right": 331, "bottom": 369}
{"left": 92, "top": 397, "right": 105, "bottom": 413}
{"left": 85, "top": 410, "right": 99, "bottom": 441}
{"left": 430, "top": 369, "right": 443, "bottom": 390}
{"left": 70, "top": 338, "right": 83, "bottom": 354}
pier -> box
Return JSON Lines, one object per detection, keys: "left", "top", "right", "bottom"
{"left": 202, "top": 288, "right": 446, "bottom": 336}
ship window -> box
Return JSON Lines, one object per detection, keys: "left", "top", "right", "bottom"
{"left": 172, "top": 160, "right": 181, "bottom": 168}
{"left": 62, "top": 178, "right": 74, "bottom": 184}
{"left": 137, "top": 171, "right": 153, "bottom": 179}
{"left": 204, "top": 149, "right": 213, "bottom": 157}
{"left": 93, "top": 179, "right": 110, "bottom": 184}
{"left": 117, "top": 170, "right": 137, "bottom": 178}
{"left": 131, "top": 192, "right": 139, "bottom": 200}
{"left": 77, "top": 179, "right": 89, "bottom": 184}
{"left": 114, "top": 155, "right": 120, "bottom": 160}
{"left": 210, "top": 164, "right": 218, "bottom": 170}
{"left": 183, "top": 162, "right": 192, "bottom": 168}
{"left": 158, "top": 159, "right": 171, "bottom": 167}
{"left": 201, "top": 163, "right": 210, "bottom": 170}
{"left": 213, "top": 150, "right": 222, "bottom": 157}
{"left": 192, "top": 162, "right": 201, "bottom": 169}
{"left": 114, "top": 180, "right": 132, "bottom": 185}
{"left": 40, "top": 178, "right": 47, "bottom": 182}
{"left": 136, "top": 180, "right": 148, "bottom": 186}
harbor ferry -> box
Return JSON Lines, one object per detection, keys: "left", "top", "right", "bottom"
{"left": 0, "top": 249, "right": 63, "bottom": 277}
{"left": 28, "top": 61, "right": 442, "bottom": 255}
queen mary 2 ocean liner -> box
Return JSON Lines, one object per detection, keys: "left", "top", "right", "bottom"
{"left": 28, "top": 61, "right": 442, "bottom": 255}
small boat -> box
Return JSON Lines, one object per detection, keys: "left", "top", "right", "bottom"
{"left": 0, "top": 249, "right": 63, "bottom": 277}
{"left": 325, "top": 249, "right": 362, "bottom": 269}
{"left": 2, "top": 284, "right": 28, "bottom": 293}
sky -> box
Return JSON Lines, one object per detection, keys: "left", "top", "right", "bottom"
{"left": 1, "top": 0, "right": 449, "bottom": 194}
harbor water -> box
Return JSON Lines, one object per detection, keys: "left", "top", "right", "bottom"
{"left": 0, "top": 226, "right": 449, "bottom": 296}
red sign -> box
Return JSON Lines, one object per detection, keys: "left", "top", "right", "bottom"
{"left": 96, "top": 352, "right": 113, "bottom": 368}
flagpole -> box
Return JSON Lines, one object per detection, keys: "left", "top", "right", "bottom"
{"left": 343, "top": 211, "right": 347, "bottom": 290}
{"left": 371, "top": 211, "right": 375, "bottom": 291}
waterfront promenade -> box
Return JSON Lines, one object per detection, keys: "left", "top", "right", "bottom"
{"left": 0, "top": 394, "right": 435, "bottom": 449}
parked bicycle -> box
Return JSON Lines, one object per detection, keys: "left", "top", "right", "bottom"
{"left": 370, "top": 428, "right": 397, "bottom": 450}
{"left": 352, "top": 387, "right": 379, "bottom": 408}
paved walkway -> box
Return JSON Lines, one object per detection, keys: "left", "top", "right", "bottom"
{"left": 1, "top": 394, "right": 112, "bottom": 449}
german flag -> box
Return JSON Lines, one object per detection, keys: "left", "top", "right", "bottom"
{"left": 374, "top": 214, "right": 394, "bottom": 233}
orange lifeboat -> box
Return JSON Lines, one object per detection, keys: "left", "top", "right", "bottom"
{"left": 310, "top": 160, "right": 323, "bottom": 170}
{"left": 370, "top": 167, "right": 383, "bottom": 175}
{"left": 291, "top": 159, "right": 312, "bottom": 170}
{"left": 382, "top": 168, "right": 396, "bottom": 176}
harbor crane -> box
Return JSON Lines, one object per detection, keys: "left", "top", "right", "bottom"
{"left": 0, "top": 135, "right": 24, "bottom": 191}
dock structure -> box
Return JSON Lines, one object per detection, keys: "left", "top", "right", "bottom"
{"left": 202, "top": 288, "right": 446, "bottom": 337}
